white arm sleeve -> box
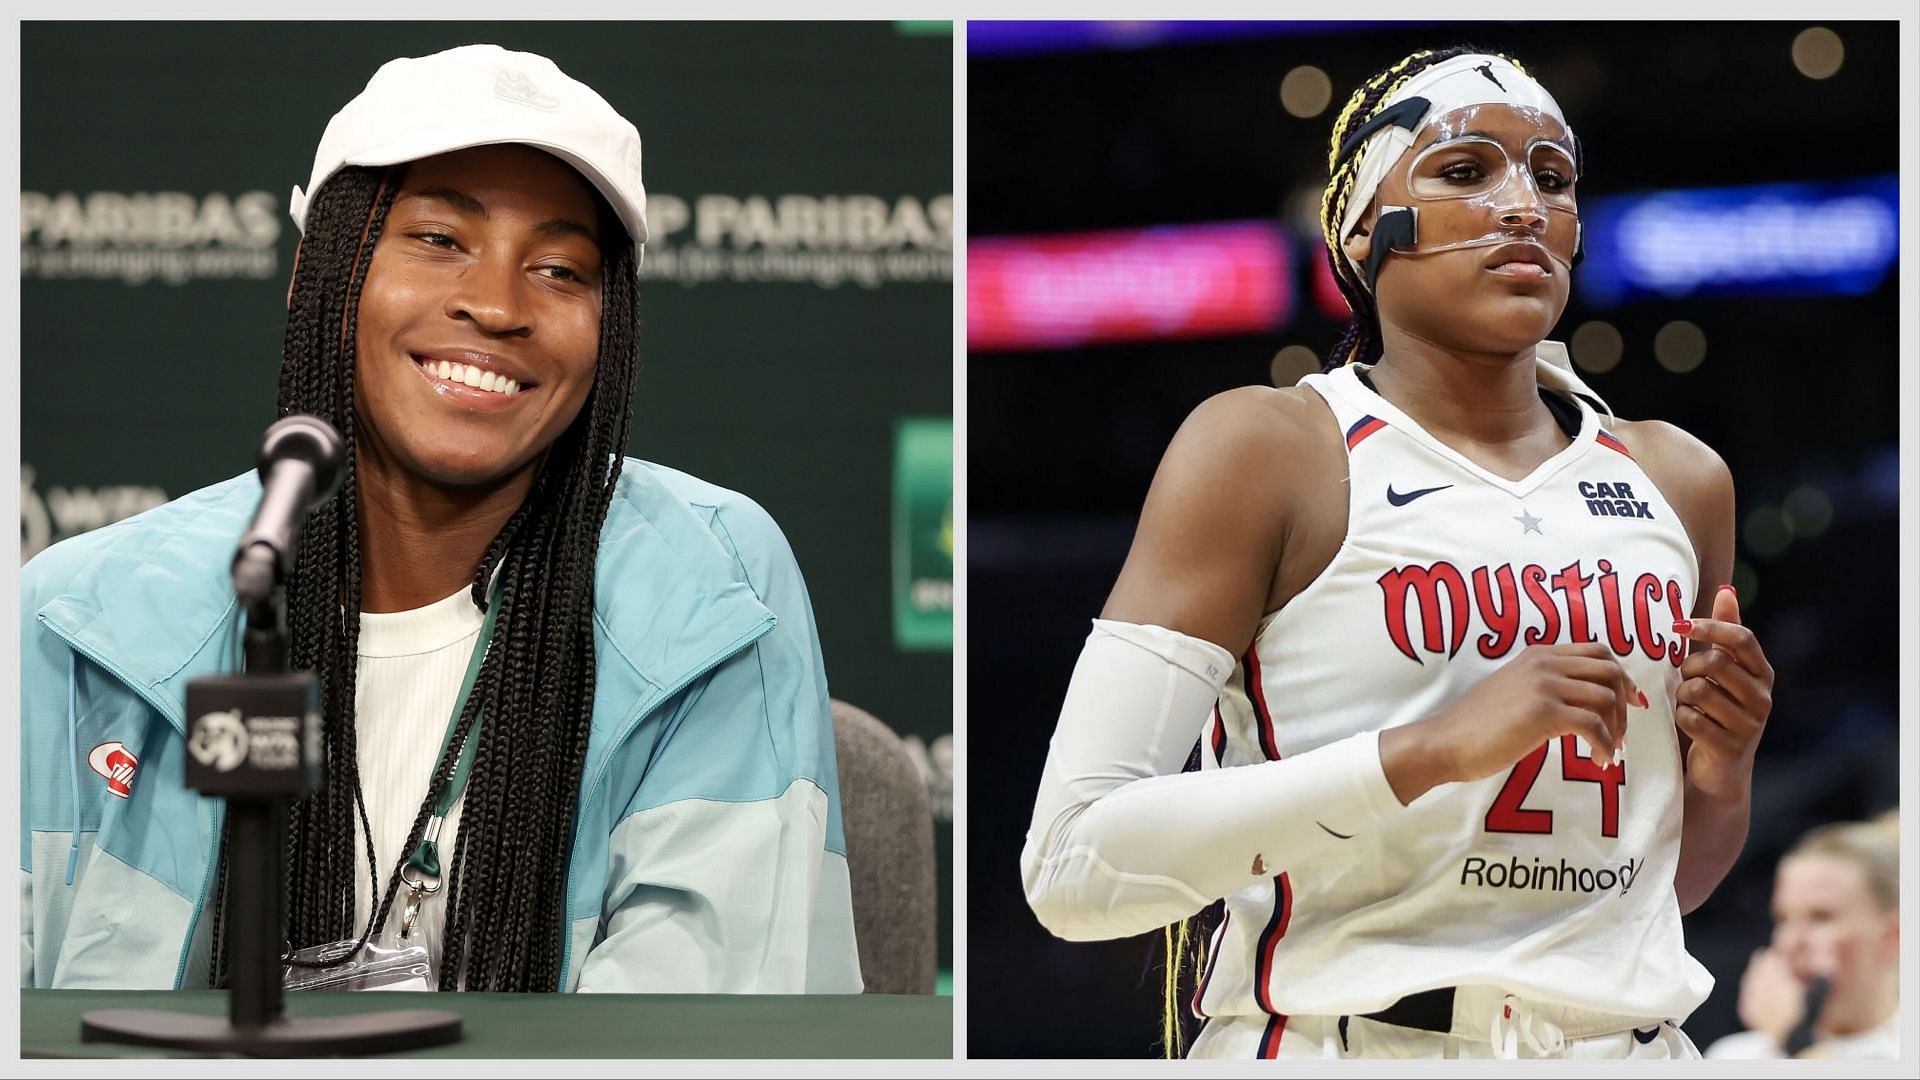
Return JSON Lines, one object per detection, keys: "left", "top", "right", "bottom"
{"left": 1021, "top": 619, "right": 1407, "bottom": 941}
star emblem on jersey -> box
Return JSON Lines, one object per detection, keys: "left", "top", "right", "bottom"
{"left": 1514, "top": 509, "right": 1544, "bottom": 535}
{"left": 1386, "top": 483, "right": 1453, "bottom": 506}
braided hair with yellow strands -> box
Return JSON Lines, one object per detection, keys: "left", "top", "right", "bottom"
{"left": 1316, "top": 44, "right": 1551, "bottom": 373}
{"left": 1154, "top": 44, "right": 1543, "bottom": 1058}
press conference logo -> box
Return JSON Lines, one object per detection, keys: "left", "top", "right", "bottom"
{"left": 189, "top": 709, "right": 250, "bottom": 773}
{"left": 20, "top": 465, "right": 169, "bottom": 563}
{"left": 900, "top": 733, "right": 954, "bottom": 824}
{"left": 639, "top": 192, "right": 953, "bottom": 289}
{"left": 21, "top": 190, "right": 281, "bottom": 285}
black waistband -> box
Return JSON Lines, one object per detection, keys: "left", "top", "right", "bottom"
{"left": 1341, "top": 988, "right": 1665, "bottom": 1048}
{"left": 1358, "top": 986, "right": 1456, "bottom": 1033}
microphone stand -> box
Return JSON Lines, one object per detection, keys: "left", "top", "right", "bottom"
{"left": 80, "top": 458, "right": 462, "bottom": 1056}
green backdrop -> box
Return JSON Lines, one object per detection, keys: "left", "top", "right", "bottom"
{"left": 20, "top": 21, "right": 953, "bottom": 971}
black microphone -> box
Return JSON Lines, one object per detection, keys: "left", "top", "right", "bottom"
{"left": 232, "top": 415, "right": 345, "bottom": 608}
{"left": 1784, "top": 976, "right": 1831, "bottom": 1056}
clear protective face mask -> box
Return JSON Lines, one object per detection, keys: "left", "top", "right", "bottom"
{"left": 1379, "top": 104, "right": 1582, "bottom": 271}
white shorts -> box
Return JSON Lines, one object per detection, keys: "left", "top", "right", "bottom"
{"left": 1190, "top": 985, "right": 1702, "bottom": 1060}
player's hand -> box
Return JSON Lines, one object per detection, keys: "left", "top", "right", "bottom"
{"left": 1382, "top": 642, "right": 1640, "bottom": 803}
{"left": 1735, "top": 946, "right": 1804, "bottom": 1048}
{"left": 1674, "top": 585, "right": 1773, "bottom": 797}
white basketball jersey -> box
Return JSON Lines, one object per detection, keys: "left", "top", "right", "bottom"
{"left": 1190, "top": 362, "right": 1714, "bottom": 1027}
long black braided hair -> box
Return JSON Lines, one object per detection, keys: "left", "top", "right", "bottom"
{"left": 207, "top": 161, "right": 639, "bottom": 992}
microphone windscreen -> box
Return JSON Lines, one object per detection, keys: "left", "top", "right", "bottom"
{"left": 256, "top": 415, "right": 345, "bottom": 500}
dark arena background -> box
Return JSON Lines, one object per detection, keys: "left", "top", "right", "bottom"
{"left": 21, "top": 22, "right": 954, "bottom": 985}
{"left": 967, "top": 20, "right": 1899, "bottom": 1056}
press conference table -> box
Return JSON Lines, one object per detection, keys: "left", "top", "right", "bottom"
{"left": 22, "top": 990, "right": 951, "bottom": 1058}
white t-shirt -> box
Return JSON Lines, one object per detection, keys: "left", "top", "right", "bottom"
{"left": 1705, "top": 1010, "right": 1899, "bottom": 1059}
{"left": 350, "top": 585, "right": 485, "bottom": 982}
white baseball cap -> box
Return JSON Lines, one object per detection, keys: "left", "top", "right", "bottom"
{"left": 290, "top": 44, "right": 648, "bottom": 254}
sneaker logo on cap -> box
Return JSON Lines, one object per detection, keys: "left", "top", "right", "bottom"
{"left": 494, "top": 70, "right": 560, "bottom": 112}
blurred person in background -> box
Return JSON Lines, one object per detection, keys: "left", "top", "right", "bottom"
{"left": 1706, "top": 817, "right": 1899, "bottom": 1059}
{"left": 1021, "top": 45, "right": 1775, "bottom": 1060}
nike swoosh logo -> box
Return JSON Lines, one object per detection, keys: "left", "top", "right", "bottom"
{"left": 1386, "top": 483, "right": 1452, "bottom": 506}
{"left": 1316, "top": 821, "right": 1353, "bottom": 840}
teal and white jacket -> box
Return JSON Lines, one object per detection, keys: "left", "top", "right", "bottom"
{"left": 21, "top": 459, "right": 862, "bottom": 993}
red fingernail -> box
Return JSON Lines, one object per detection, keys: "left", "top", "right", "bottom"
{"left": 1672, "top": 619, "right": 1693, "bottom": 635}
{"left": 1635, "top": 690, "right": 1648, "bottom": 708}
{"left": 1719, "top": 584, "right": 1737, "bottom": 596}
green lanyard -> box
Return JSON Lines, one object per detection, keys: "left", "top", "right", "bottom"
{"left": 398, "top": 579, "right": 501, "bottom": 935}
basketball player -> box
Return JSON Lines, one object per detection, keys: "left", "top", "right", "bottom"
{"left": 1022, "top": 47, "right": 1775, "bottom": 1059}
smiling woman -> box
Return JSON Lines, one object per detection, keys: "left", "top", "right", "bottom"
{"left": 373, "top": 153, "right": 603, "bottom": 425}
{"left": 21, "top": 44, "right": 863, "bottom": 997}
{"left": 351, "top": 146, "right": 611, "bottom": 613}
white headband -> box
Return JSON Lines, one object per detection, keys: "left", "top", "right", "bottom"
{"left": 1337, "top": 54, "right": 1569, "bottom": 278}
